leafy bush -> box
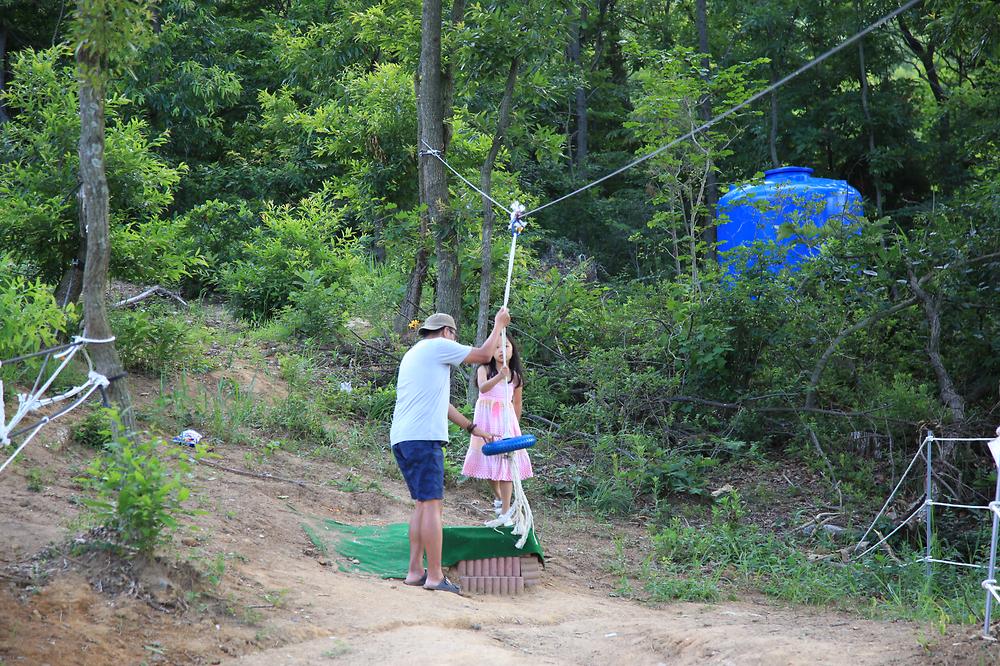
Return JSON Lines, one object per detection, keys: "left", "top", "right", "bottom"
{"left": 220, "top": 194, "right": 359, "bottom": 325}
{"left": 177, "top": 199, "right": 261, "bottom": 291}
{"left": 277, "top": 269, "right": 350, "bottom": 340}
{"left": 109, "top": 304, "right": 209, "bottom": 374}
{"left": 0, "top": 46, "right": 188, "bottom": 285}
{"left": 0, "top": 255, "right": 73, "bottom": 363}
{"left": 79, "top": 414, "right": 202, "bottom": 554}
{"left": 73, "top": 408, "right": 116, "bottom": 448}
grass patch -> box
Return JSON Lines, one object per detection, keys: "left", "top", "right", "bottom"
{"left": 636, "top": 493, "right": 986, "bottom": 623}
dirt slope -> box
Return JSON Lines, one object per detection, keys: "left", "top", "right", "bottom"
{"left": 0, "top": 352, "right": 970, "bottom": 665}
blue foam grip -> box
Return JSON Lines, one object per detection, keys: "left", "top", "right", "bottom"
{"left": 482, "top": 434, "right": 536, "bottom": 456}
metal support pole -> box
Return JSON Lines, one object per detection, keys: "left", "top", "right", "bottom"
{"left": 983, "top": 472, "right": 1000, "bottom": 638}
{"left": 925, "top": 432, "right": 934, "bottom": 579}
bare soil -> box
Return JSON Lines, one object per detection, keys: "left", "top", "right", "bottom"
{"left": 0, "top": 341, "right": 991, "bottom": 665}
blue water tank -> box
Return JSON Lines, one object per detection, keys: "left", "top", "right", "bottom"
{"left": 716, "top": 166, "right": 863, "bottom": 271}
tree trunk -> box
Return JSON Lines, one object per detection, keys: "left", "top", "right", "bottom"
{"left": 0, "top": 27, "right": 10, "bottom": 124}
{"left": 768, "top": 80, "right": 780, "bottom": 168}
{"left": 907, "top": 271, "right": 966, "bottom": 423}
{"left": 568, "top": 8, "right": 588, "bottom": 166}
{"left": 468, "top": 57, "right": 519, "bottom": 405}
{"left": 857, "top": 39, "right": 884, "bottom": 217}
{"left": 77, "top": 47, "right": 135, "bottom": 436}
{"left": 695, "top": 0, "right": 718, "bottom": 263}
{"left": 417, "top": 0, "right": 460, "bottom": 320}
{"left": 395, "top": 73, "right": 430, "bottom": 333}
{"left": 897, "top": 16, "right": 947, "bottom": 104}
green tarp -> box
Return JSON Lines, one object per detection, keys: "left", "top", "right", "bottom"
{"left": 302, "top": 518, "right": 544, "bottom": 579}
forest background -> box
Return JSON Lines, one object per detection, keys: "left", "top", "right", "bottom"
{"left": 1, "top": 0, "right": 999, "bottom": 621}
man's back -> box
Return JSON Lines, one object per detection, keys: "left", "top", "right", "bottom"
{"left": 390, "top": 337, "right": 470, "bottom": 445}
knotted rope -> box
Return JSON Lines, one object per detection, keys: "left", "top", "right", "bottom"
{"left": 0, "top": 335, "right": 113, "bottom": 475}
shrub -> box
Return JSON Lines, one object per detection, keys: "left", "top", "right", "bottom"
{"left": 73, "top": 408, "right": 116, "bottom": 448}
{"left": 79, "top": 414, "right": 203, "bottom": 554}
{"left": 109, "top": 304, "right": 208, "bottom": 374}
{"left": 0, "top": 46, "right": 187, "bottom": 285}
{"left": 220, "top": 194, "right": 359, "bottom": 323}
{"left": 0, "top": 255, "right": 74, "bottom": 388}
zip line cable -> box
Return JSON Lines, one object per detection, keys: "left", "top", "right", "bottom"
{"left": 522, "top": 0, "right": 922, "bottom": 217}
{"left": 419, "top": 0, "right": 922, "bottom": 220}
{"left": 420, "top": 140, "right": 512, "bottom": 216}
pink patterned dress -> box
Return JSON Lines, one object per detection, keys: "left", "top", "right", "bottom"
{"left": 461, "top": 377, "right": 533, "bottom": 481}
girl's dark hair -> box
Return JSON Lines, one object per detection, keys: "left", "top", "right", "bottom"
{"left": 484, "top": 335, "right": 524, "bottom": 388}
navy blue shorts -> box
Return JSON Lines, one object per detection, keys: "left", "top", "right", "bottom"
{"left": 392, "top": 440, "right": 445, "bottom": 501}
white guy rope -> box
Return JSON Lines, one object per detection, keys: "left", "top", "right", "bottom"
{"left": 419, "top": 140, "right": 512, "bottom": 216}
{"left": 0, "top": 335, "right": 115, "bottom": 477}
{"left": 520, "top": 0, "right": 922, "bottom": 218}
{"left": 0, "top": 378, "right": 106, "bottom": 475}
{"left": 928, "top": 501, "right": 991, "bottom": 511}
{"left": 921, "top": 557, "right": 985, "bottom": 570}
{"left": 853, "top": 443, "right": 925, "bottom": 552}
{"left": 854, "top": 502, "right": 925, "bottom": 560}
{"left": 983, "top": 580, "right": 1000, "bottom": 605}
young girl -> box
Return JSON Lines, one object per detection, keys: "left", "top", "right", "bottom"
{"left": 461, "top": 334, "right": 533, "bottom": 525}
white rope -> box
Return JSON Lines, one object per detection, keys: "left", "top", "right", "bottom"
{"left": 481, "top": 205, "right": 534, "bottom": 548}
{"left": 926, "top": 437, "right": 996, "bottom": 442}
{"left": 0, "top": 344, "right": 83, "bottom": 447}
{"left": 853, "top": 444, "right": 925, "bottom": 552}
{"left": 928, "top": 501, "right": 991, "bottom": 511}
{"left": 520, "top": 0, "right": 922, "bottom": 218}
{"left": 920, "top": 557, "right": 985, "bottom": 570}
{"left": 0, "top": 333, "right": 114, "bottom": 473}
{"left": 983, "top": 580, "right": 1000, "bottom": 605}
{"left": 0, "top": 379, "right": 105, "bottom": 475}
{"left": 854, "top": 502, "right": 925, "bottom": 560}
{"left": 419, "top": 140, "right": 512, "bottom": 216}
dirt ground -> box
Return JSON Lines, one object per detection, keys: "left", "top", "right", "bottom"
{"left": 0, "top": 351, "right": 994, "bottom": 665}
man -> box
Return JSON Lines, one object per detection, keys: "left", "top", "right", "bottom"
{"left": 390, "top": 307, "right": 512, "bottom": 594}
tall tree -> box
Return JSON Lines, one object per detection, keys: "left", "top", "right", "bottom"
{"left": 416, "top": 0, "right": 459, "bottom": 319}
{"left": 73, "top": 0, "right": 152, "bottom": 435}
{"left": 695, "top": 0, "right": 718, "bottom": 261}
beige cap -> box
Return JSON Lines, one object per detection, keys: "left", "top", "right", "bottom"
{"left": 418, "top": 312, "right": 457, "bottom": 335}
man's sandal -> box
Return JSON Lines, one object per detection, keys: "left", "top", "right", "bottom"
{"left": 403, "top": 569, "right": 427, "bottom": 586}
{"left": 423, "top": 577, "right": 461, "bottom": 595}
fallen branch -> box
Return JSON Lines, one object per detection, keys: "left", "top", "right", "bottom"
{"left": 113, "top": 285, "right": 188, "bottom": 309}
{"left": 194, "top": 457, "right": 311, "bottom": 489}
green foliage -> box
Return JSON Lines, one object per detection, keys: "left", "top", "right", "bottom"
{"left": 0, "top": 46, "right": 194, "bottom": 285}
{"left": 109, "top": 304, "right": 209, "bottom": 374}
{"left": 0, "top": 255, "right": 73, "bottom": 363}
{"left": 220, "top": 192, "right": 360, "bottom": 327}
{"left": 643, "top": 493, "right": 985, "bottom": 621}
{"left": 72, "top": 0, "right": 154, "bottom": 81}
{"left": 73, "top": 408, "right": 117, "bottom": 448}
{"left": 79, "top": 413, "right": 202, "bottom": 554}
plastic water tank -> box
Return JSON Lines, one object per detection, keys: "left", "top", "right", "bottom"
{"left": 716, "top": 166, "right": 863, "bottom": 271}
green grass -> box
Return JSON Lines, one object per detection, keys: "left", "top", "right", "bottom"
{"left": 634, "top": 494, "right": 987, "bottom": 624}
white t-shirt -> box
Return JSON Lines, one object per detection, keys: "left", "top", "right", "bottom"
{"left": 390, "top": 337, "right": 472, "bottom": 445}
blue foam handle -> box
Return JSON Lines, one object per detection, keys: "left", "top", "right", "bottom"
{"left": 482, "top": 434, "right": 536, "bottom": 456}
